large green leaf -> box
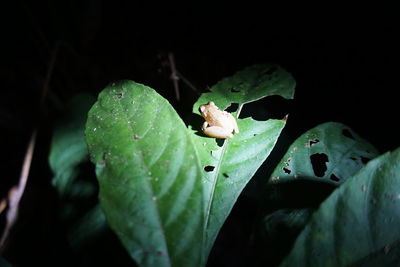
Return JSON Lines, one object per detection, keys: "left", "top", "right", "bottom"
{"left": 49, "top": 93, "right": 95, "bottom": 196}
{"left": 280, "top": 148, "right": 400, "bottom": 266}
{"left": 87, "top": 82, "right": 208, "bottom": 267}
{"left": 270, "top": 122, "right": 379, "bottom": 185}
{"left": 48, "top": 94, "right": 107, "bottom": 248}
{"left": 85, "top": 64, "right": 295, "bottom": 266}
{"left": 253, "top": 208, "right": 314, "bottom": 266}
{"left": 255, "top": 123, "right": 379, "bottom": 266}
{"left": 196, "top": 65, "right": 295, "bottom": 256}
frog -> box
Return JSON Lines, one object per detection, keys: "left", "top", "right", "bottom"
{"left": 199, "top": 101, "right": 239, "bottom": 139}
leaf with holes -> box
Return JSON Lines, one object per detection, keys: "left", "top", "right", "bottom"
{"left": 280, "top": 148, "right": 400, "bottom": 266}
{"left": 270, "top": 122, "right": 378, "bottom": 185}
{"left": 193, "top": 64, "right": 295, "bottom": 116}
{"left": 85, "top": 65, "right": 295, "bottom": 266}
{"left": 194, "top": 64, "right": 295, "bottom": 257}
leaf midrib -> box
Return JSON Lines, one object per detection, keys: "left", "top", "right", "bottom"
{"left": 201, "top": 103, "right": 244, "bottom": 257}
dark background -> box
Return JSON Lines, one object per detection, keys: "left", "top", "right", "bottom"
{"left": 1, "top": 1, "right": 398, "bottom": 266}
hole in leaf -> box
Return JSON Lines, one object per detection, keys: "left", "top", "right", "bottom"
{"left": 100, "top": 153, "right": 108, "bottom": 167}
{"left": 239, "top": 95, "right": 291, "bottom": 120}
{"left": 283, "top": 167, "right": 291, "bottom": 174}
{"left": 342, "top": 129, "right": 354, "bottom": 139}
{"left": 310, "top": 153, "right": 329, "bottom": 177}
{"left": 204, "top": 165, "right": 215, "bottom": 172}
{"left": 225, "top": 103, "right": 239, "bottom": 113}
{"left": 308, "top": 139, "right": 320, "bottom": 147}
{"left": 216, "top": 139, "right": 224, "bottom": 147}
{"left": 230, "top": 88, "right": 240, "bottom": 93}
{"left": 116, "top": 92, "right": 124, "bottom": 99}
{"left": 361, "top": 156, "right": 371, "bottom": 164}
{"left": 223, "top": 173, "right": 229, "bottom": 178}
{"left": 283, "top": 158, "right": 291, "bottom": 174}
{"left": 330, "top": 173, "right": 340, "bottom": 182}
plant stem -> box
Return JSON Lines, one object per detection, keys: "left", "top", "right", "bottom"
{"left": 168, "top": 52, "right": 180, "bottom": 101}
{"left": 0, "top": 130, "right": 37, "bottom": 249}
{"left": 236, "top": 103, "right": 244, "bottom": 118}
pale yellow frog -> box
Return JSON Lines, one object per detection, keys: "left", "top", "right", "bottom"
{"left": 199, "top": 101, "right": 239, "bottom": 139}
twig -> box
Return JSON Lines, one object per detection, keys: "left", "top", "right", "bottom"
{"left": 175, "top": 70, "right": 200, "bottom": 95}
{"left": 168, "top": 52, "right": 180, "bottom": 101}
{"left": 0, "top": 130, "right": 37, "bottom": 249}
{"left": 0, "top": 42, "right": 59, "bottom": 250}
{"left": 41, "top": 43, "right": 59, "bottom": 105}
{"left": 165, "top": 52, "right": 200, "bottom": 96}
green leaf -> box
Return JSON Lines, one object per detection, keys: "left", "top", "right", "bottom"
{"left": 85, "top": 64, "right": 295, "bottom": 266}
{"left": 49, "top": 93, "right": 96, "bottom": 196}
{"left": 257, "top": 123, "right": 379, "bottom": 265}
{"left": 86, "top": 82, "right": 208, "bottom": 267}
{"left": 261, "top": 209, "right": 313, "bottom": 240}
{"left": 201, "top": 118, "right": 288, "bottom": 256}
{"left": 67, "top": 204, "right": 107, "bottom": 248}
{"left": 280, "top": 148, "right": 400, "bottom": 267}
{"left": 254, "top": 208, "right": 313, "bottom": 266}
{"left": 48, "top": 93, "right": 107, "bottom": 248}
{"left": 270, "top": 122, "right": 379, "bottom": 185}
{"left": 196, "top": 64, "right": 295, "bottom": 256}
{"left": 193, "top": 64, "right": 295, "bottom": 115}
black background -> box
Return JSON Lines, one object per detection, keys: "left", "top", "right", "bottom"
{"left": 1, "top": 1, "right": 398, "bottom": 266}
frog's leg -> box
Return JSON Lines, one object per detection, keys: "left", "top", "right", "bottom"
{"left": 202, "top": 125, "right": 233, "bottom": 139}
{"left": 201, "top": 121, "right": 209, "bottom": 132}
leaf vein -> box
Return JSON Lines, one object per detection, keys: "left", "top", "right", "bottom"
{"left": 116, "top": 90, "right": 172, "bottom": 264}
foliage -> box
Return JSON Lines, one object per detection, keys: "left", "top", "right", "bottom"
{"left": 256, "top": 122, "right": 380, "bottom": 265}
{"left": 44, "top": 64, "right": 400, "bottom": 267}
{"left": 85, "top": 64, "right": 295, "bottom": 266}
{"left": 48, "top": 94, "right": 133, "bottom": 266}
{"left": 49, "top": 94, "right": 107, "bottom": 246}
{"left": 281, "top": 148, "right": 400, "bottom": 266}
{"left": 270, "top": 122, "right": 379, "bottom": 185}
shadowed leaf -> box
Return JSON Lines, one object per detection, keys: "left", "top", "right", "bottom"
{"left": 270, "top": 122, "right": 379, "bottom": 185}
{"left": 281, "top": 148, "right": 400, "bottom": 266}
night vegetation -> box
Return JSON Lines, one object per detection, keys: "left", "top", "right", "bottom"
{"left": 1, "top": 2, "right": 398, "bottom": 266}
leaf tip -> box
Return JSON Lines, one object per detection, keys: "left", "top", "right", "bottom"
{"left": 282, "top": 114, "right": 289, "bottom": 122}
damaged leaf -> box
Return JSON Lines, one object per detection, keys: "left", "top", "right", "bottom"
{"left": 281, "top": 148, "right": 400, "bottom": 266}
{"left": 193, "top": 64, "right": 295, "bottom": 115}
{"left": 270, "top": 122, "right": 378, "bottom": 185}
{"left": 85, "top": 64, "right": 295, "bottom": 266}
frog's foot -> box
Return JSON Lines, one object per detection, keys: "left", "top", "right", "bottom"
{"left": 203, "top": 126, "right": 233, "bottom": 139}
